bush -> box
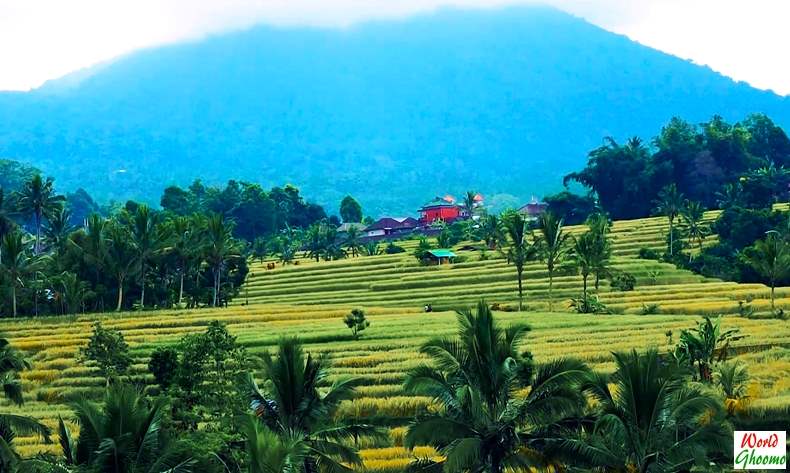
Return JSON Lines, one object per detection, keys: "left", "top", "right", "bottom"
{"left": 569, "top": 295, "right": 608, "bottom": 314}
{"left": 610, "top": 272, "right": 636, "bottom": 291}
{"left": 638, "top": 247, "right": 661, "bottom": 260}
{"left": 148, "top": 347, "right": 179, "bottom": 390}
{"left": 82, "top": 321, "right": 133, "bottom": 381}
{"left": 640, "top": 303, "right": 661, "bottom": 315}
{"left": 384, "top": 242, "right": 406, "bottom": 254}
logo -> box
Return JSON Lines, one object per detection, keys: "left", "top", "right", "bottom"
{"left": 734, "top": 431, "right": 786, "bottom": 470}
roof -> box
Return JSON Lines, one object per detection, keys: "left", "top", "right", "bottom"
{"left": 336, "top": 222, "right": 367, "bottom": 233}
{"left": 428, "top": 249, "right": 457, "bottom": 258}
{"left": 420, "top": 197, "right": 462, "bottom": 210}
{"left": 365, "top": 217, "right": 419, "bottom": 231}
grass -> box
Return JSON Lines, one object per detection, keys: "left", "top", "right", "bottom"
{"left": 1, "top": 209, "right": 789, "bottom": 470}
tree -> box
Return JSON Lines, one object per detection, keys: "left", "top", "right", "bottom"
{"left": 239, "top": 414, "right": 309, "bottom": 473}
{"left": 361, "top": 241, "right": 380, "bottom": 256}
{"left": 1, "top": 231, "right": 40, "bottom": 317}
{"left": 585, "top": 213, "right": 612, "bottom": 290}
{"left": 57, "top": 383, "right": 194, "bottom": 473}
{"left": 105, "top": 223, "right": 138, "bottom": 311}
{"left": 500, "top": 211, "right": 536, "bottom": 310}
{"left": 404, "top": 301, "right": 590, "bottom": 472}
{"left": 251, "top": 237, "right": 268, "bottom": 264}
{"left": 741, "top": 230, "right": 790, "bottom": 312}
{"left": 343, "top": 308, "right": 370, "bottom": 339}
{"left": 148, "top": 347, "right": 180, "bottom": 391}
{"left": 82, "top": 321, "right": 133, "bottom": 383}
{"left": 0, "top": 336, "right": 51, "bottom": 470}
{"left": 0, "top": 188, "right": 16, "bottom": 265}
{"left": 343, "top": 226, "right": 362, "bottom": 257}
{"left": 571, "top": 231, "right": 597, "bottom": 303}
{"left": 43, "top": 206, "right": 75, "bottom": 256}
{"left": 128, "top": 205, "right": 165, "bottom": 309}
{"left": 479, "top": 214, "right": 502, "bottom": 249}
{"left": 339, "top": 195, "right": 363, "bottom": 223}
{"left": 58, "top": 271, "right": 89, "bottom": 315}
{"left": 563, "top": 349, "right": 731, "bottom": 472}
{"left": 203, "top": 214, "right": 240, "bottom": 307}
{"left": 534, "top": 212, "right": 570, "bottom": 312}
{"left": 681, "top": 200, "right": 709, "bottom": 260}
{"left": 166, "top": 216, "right": 199, "bottom": 305}
{"left": 462, "top": 190, "right": 477, "bottom": 217}
{"left": 654, "top": 183, "right": 685, "bottom": 256}
{"left": 244, "top": 338, "right": 377, "bottom": 472}
{"left": 14, "top": 174, "right": 64, "bottom": 254}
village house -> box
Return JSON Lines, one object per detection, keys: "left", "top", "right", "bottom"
{"left": 364, "top": 217, "right": 420, "bottom": 238}
{"left": 518, "top": 196, "right": 548, "bottom": 222}
{"left": 419, "top": 196, "right": 467, "bottom": 225}
{"left": 423, "top": 249, "right": 457, "bottom": 265}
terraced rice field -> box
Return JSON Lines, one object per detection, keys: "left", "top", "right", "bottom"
{"left": 242, "top": 210, "right": 790, "bottom": 315}
{"left": 1, "top": 210, "right": 789, "bottom": 471}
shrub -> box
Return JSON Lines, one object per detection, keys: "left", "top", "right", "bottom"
{"left": 384, "top": 242, "right": 406, "bottom": 254}
{"left": 610, "top": 272, "right": 636, "bottom": 291}
{"left": 148, "top": 346, "right": 179, "bottom": 390}
{"left": 344, "top": 308, "right": 370, "bottom": 339}
{"left": 737, "top": 300, "right": 755, "bottom": 318}
{"left": 413, "top": 238, "right": 432, "bottom": 264}
{"left": 81, "top": 321, "right": 132, "bottom": 382}
{"left": 639, "top": 303, "right": 661, "bottom": 315}
{"left": 569, "top": 294, "right": 608, "bottom": 314}
{"left": 638, "top": 247, "right": 661, "bottom": 260}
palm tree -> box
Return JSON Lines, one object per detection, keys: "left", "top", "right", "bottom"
{"left": 404, "top": 301, "right": 590, "bottom": 472}
{"left": 571, "top": 231, "right": 596, "bottom": 303}
{"left": 500, "top": 211, "right": 536, "bottom": 310}
{"left": 462, "top": 190, "right": 477, "bottom": 218}
{"left": 681, "top": 200, "right": 709, "bottom": 260}
{"left": 0, "top": 336, "right": 51, "bottom": 470}
{"left": 0, "top": 188, "right": 17, "bottom": 265}
{"left": 361, "top": 241, "right": 380, "bottom": 256}
{"left": 563, "top": 349, "right": 731, "bottom": 472}
{"left": 57, "top": 383, "right": 194, "bottom": 473}
{"left": 585, "top": 213, "right": 612, "bottom": 291}
{"left": 239, "top": 414, "right": 309, "bottom": 473}
{"left": 741, "top": 230, "right": 790, "bottom": 313}
{"left": 654, "top": 183, "right": 684, "bottom": 256}
{"left": 203, "top": 213, "right": 239, "bottom": 307}
{"left": 128, "top": 205, "right": 165, "bottom": 309}
{"left": 480, "top": 214, "right": 502, "bottom": 250}
{"left": 673, "top": 316, "right": 743, "bottom": 382}
{"left": 534, "top": 212, "right": 570, "bottom": 312}
{"left": 303, "top": 222, "right": 327, "bottom": 262}
{"left": 1, "top": 231, "right": 40, "bottom": 317}
{"left": 14, "top": 174, "right": 65, "bottom": 254}
{"left": 715, "top": 182, "right": 743, "bottom": 209}
{"left": 105, "top": 223, "right": 138, "bottom": 311}
{"left": 165, "top": 216, "right": 198, "bottom": 305}
{"left": 244, "top": 338, "right": 378, "bottom": 472}
{"left": 343, "top": 226, "right": 362, "bottom": 257}
{"left": 44, "top": 206, "right": 75, "bottom": 256}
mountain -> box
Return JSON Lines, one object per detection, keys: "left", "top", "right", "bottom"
{"left": 1, "top": 6, "right": 789, "bottom": 216}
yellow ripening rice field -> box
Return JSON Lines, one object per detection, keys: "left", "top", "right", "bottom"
{"left": 1, "top": 209, "right": 789, "bottom": 471}
{"left": 1, "top": 305, "right": 789, "bottom": 470}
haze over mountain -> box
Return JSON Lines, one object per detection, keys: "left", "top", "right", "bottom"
{"left": 1, "top": 5, "right": 788, "bottom": 216}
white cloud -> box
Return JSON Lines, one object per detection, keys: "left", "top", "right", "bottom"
{"left": 0, "top": 0, "right": 788, "bottom": 94}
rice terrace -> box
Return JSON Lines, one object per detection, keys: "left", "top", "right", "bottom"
{"left": 2, "top": 2, "right": 790, "bottom": 472}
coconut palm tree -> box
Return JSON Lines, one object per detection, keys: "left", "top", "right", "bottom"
{"left": 0, "top": 336, "right": 51, "bottom": 470}
{"left": 462, "top": 190, "right": 477, "bottom": 217}
{"left": 404, "top": 301, "right": 590, "bottom": 472}
{"left": 343, "top": 226, "right": 362, "bottom": 257}
{"left": 44, "top": 206, "right": 75, "bottom": 257}
{"left": 239, "top": 414, "right": 309, "bottom": 473}
{"left": 1, "top": 231, "right": 41, "bottom": 317}
{"left": 571, "top": 231, "right": 597, "bottom": 303}
{"left": 202, "top": 213, "right": 240, "bottom": 307}
{"left": 105, "top": 223, "right": 138, "bottom": 312}
{"left": 584, "top": 213, "right": 612, "bottom": 291}
{"left": 741, "top": 231, "right": 790, "bottom": 313}
{"left": 500, "top": 211, "right": 537, "bottom": 310}
{"left": 562, "top": 349, "right": 731, "bottom": 472}
{"left": 243, "top": 338, "right": 378, "bottom": 472}
{"left": 128, "top": 205, "right": 166, "bottom": 309}
{"left": 57, "top": 271, "right": 89, "bottom": 316}
{"left": 0, "top": 188, "right": 16, "bottom": 265}
{"left": 56, "top": 383, "right": 194, "bottom": 473}
{"left": 681, "top": 200, "right": 709, "bottom": 260}
{"left": 480, "top": 214, "right": 502, "bottom": 250}
{"left": 534, "top": 212, "right": 570, "bottom": 312}
{"left": 654, "top": 183, "right": 684, "bottom": 256}
{"left": 14, "top": 174, "right": 65, "bottom": 255}
{"left": 164, "top": 216, "right": 199, "bottom": 305}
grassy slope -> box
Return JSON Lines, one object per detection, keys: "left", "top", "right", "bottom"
{"left": 0, "top": 209, "right": 789, "bottom": 471}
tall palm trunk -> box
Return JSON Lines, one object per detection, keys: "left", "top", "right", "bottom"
{"left": 11, "top": 284, "right": 17, "bottom": 318}
{"left": 34, "top": 211, "right": 42, "bottom": 255}
{"left": 116, "top": 276, "right": 125, "bottom": 311}
{"left": 668, "top": 217, "right": 674, "bottom": 256}
{"left": 517, "top": 266, "right": 523, "bottom": 311}
{"left": 213, "top": 263, "right": 222, "bottom": 307}
{"left": 770, "top": 282, "right": 776, "bottom": 313}
{"left": 548, "top": 269, "right": 554, "bottom": 312}
{"left": 178, "top": 270, "right": 185, "bottom": 305}
{"left": 582, "top": 273, "right": 588, "bottom": 301}
{"left": 139, "top": 262, "right": 146, "bottom": 309}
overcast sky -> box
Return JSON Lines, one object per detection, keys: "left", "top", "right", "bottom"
{"left": 1, "top": 0, "right": 788, "bottom": 95}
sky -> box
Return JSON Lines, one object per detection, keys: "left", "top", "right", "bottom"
{"left": 1, "top": 0, "right": 788, "bottom": 95}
